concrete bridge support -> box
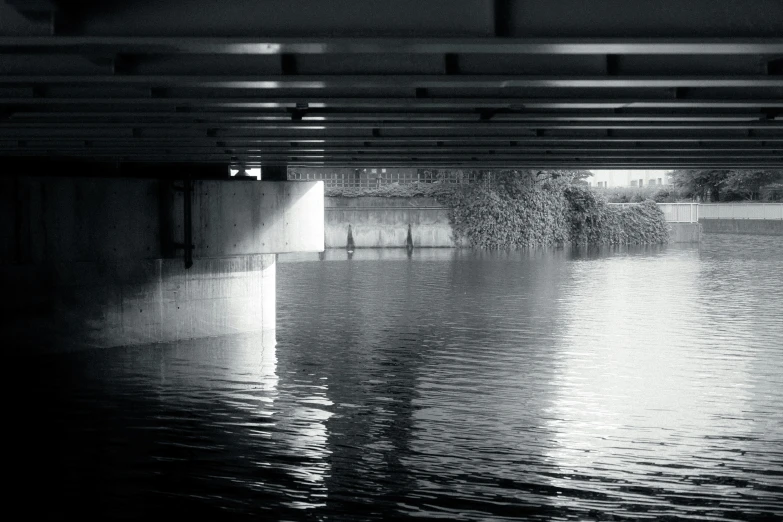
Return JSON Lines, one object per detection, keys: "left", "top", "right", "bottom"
{"left": 0, "top": 175, "right": 323, "bottom": 352}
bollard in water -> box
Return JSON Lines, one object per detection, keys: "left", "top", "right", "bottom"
{"left": 347, "top": 224, "right": 355, "bottom": 253}
{"left": 406, "top": 223, "right": 414, "bottom": 256}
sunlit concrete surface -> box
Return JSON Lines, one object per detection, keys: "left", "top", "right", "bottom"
{"left": 0, "top": 176, "right": 323, "bottom": 351}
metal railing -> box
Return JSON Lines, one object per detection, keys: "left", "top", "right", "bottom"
{"left": 610, "top": 202, "right": 782, "bottom": 222}
{"left": 608, "top": 202, "right": 699, "bottom": 223}
{"left": 699, "top": 203, "right": 783, "bottom": 220}
{"left": 288, "top": 169, "right": 487, "bottom": 188}
{"left": 656, "top": 203, "right": 701, "bottom": 223}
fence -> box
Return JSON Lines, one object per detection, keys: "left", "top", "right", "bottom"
{"left": 610, "top": 202, "right": 783, "bottom": 222}
{"left": 288, "top": 169, "right": 490, "bottom": 189}
{"left": 609, "top": 202, "right": 699, "bottom": 223}
{"left": 288, "top": 170, "right": 375, "bottom": 189}
{"left": 656, "top": 203, "right": 701, "bottom": 223}
{"left": 699, "top": 203, "right": 783, "bottom": 220}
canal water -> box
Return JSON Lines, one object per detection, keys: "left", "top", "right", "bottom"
{"left": 13, "top": 234, "right": 783, "bottom": 520}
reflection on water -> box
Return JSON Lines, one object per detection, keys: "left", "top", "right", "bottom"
{"left": 11, "top": 234, "right": 783, "bottom": 520}
{"left": 546, "top": 243, "right": 783, "bottom": 518}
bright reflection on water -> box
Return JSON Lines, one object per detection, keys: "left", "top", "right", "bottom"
{"left": 13, "top": 234, "right": 783, "bottom": 520}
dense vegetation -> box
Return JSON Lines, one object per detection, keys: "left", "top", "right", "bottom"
{"left": 668, "top": 169, "right": 783, "bottom": 202}
{"left": 592, "top": 185, "right": 686, "bottom": 203}
{"left": 563, "top": 187, "right": 670, "bottom": 246}
{"left": 589, "top": 170, "right": 783, "bottom": 203}
{"left": 438, "top": 172, "right": 571, "bottom": 248}
{"left": 324, "top": 182, "right": 454, "bottom": 198}
{"left": 322, "top": 168, "right": 783, "bottom": 202}
{"left": 436, "top": 171, "right": 669, "bottom": 248}
{"left": 323, "top": 170, "right": 669, "bottom": 247}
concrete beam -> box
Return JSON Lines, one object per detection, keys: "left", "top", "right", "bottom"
{"left": 1, "top": 75, "right": 781, "bottom": 88}
{"left": 165, "top": 179, "right": 324, "bottom": 256}
{"left": 4, "top": 36, "right": 783, "bottom": 55}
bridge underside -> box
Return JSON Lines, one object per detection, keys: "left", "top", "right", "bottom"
{"left": 1, "top": 0, "right": 782, "bottom": 171}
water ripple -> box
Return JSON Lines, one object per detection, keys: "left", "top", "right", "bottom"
{"left": 12, "top": 234, "right": 783, "bottom": 520}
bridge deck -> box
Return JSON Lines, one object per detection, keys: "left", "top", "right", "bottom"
{"left": 1, "top": 0, "right": 781, "bottom": 170}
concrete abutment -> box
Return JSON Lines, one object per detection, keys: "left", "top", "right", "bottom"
{"left": 1, "top": 175, "right": 323, "bottom": 352}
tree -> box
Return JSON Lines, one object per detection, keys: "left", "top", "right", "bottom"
{"left": 670, "top": 169, "right": 783, "bottom": 201}
{"left": 723, "top": 170, "right": 783, "bottom": 201}
{"left": 670, "top": 170, "right": 729, "bottom": 202}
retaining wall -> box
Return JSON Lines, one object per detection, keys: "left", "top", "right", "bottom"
{"left": 700, "top": 219, "right": 783, "bottom": 235}
{"left": 325, "top": 196, "right": 701, "bottom": 247}
{"left": 325, "top": 196, "right": 457, "bottom": 248}
{"left": 668, "top": 222, "right": 702, "bottom": 243}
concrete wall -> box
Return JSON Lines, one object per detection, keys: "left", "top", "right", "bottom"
{"left": 1, "top": 176, "right": 323, "bottom": 263}
{"left": 700, "top": 219, "right": 783, "bottom": 235}
{"left": 668, "top": 222, "right": 702, "bottom": 243}
{"left": 2, "top": 254, "right": 275, "bottom": 352}
{"left": 171, "top": 179, "right": 324, "bottom": 256}
{"left": 325, "top": 196, "right": 457, "bottom": 248}
{"left": 1, "top": 176, "right": 321, "bottom": 352}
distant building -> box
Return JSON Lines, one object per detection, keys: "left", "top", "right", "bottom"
{"left": 588, "top": 170, "right": 672, "bottom": 188}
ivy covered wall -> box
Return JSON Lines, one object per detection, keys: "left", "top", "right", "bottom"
{"left": 437, "top": 171, "right": 670, "bottom": 248}
{"left": 321, "top": 170, "right": 670, "bottom": 248}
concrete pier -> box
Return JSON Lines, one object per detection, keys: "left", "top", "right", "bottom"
{"left": 1, "top": 176, "right": 323, "bottom": 352}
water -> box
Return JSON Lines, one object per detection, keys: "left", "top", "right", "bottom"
{"left": 12, "top": 234, "right": 783, "bottom": 520}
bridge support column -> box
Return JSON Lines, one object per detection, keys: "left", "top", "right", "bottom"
{"left": 0, "top": 175, "right": 323, "bottom": 353}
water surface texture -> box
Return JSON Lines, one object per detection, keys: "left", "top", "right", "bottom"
{"left": 14, "top": 234, "right": 783, "bottom": 520}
